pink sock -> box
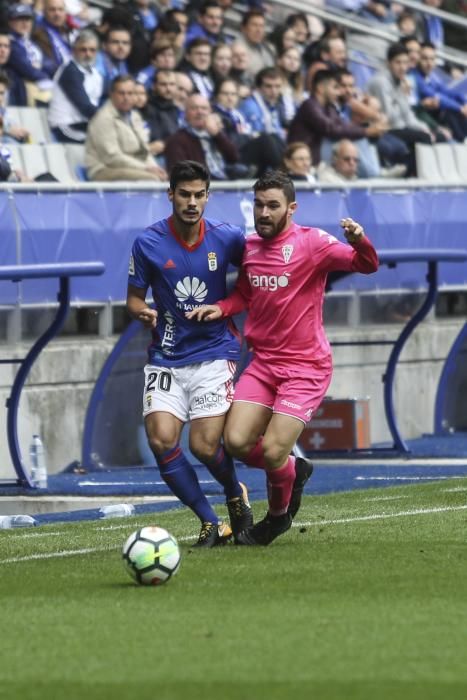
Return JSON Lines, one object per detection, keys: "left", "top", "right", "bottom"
{"left": 266, "top": 456, "right": 296, "bottom": 516}
{"left": 244, "top": 438, "right": 267, "bottom": 469}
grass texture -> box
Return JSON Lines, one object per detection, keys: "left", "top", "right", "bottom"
{"left": 1, "top": 479, "right": 467, "bottom": 700}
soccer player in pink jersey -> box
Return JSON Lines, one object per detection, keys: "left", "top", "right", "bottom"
{"left": 187, "top": 171, "right": 378, "bottom": 545}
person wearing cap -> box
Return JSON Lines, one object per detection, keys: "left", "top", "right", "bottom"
{"left": 7, "top": 3, "right": 55, "bottom": 105}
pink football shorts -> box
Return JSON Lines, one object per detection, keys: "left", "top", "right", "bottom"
{"left": 233, "top": 355, "right": 333, "bottom": 424}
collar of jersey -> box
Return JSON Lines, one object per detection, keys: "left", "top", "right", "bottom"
{"left": 168, "top": 216, "right": 205, "bottom": 251}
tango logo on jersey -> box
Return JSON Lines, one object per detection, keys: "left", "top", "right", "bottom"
{"left": 128, "top": 255, "right": 135, "bottom": 276}
{"left": 282, "top": 245, "right": 293, "bottom": 263}
{"left": 207, "top": 252, "right": 217, "bottom": 271}
{"left": 174, "top": 276, "right": 208, "bottom": 303}
{"left": 248, "top": 272, "right": 290, "bottom": 291}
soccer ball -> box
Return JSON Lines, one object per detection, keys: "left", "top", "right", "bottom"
{"left": 122, "top": 526, "right": 181, "bottom": 586}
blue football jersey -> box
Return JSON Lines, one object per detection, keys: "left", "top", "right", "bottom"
{"left": 128, "top": 216, "right": 245, "bottom": 367}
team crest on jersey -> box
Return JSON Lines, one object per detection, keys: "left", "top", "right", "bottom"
{"left": 128, "top": 255, "right": 135, "bottom": 275}
{"left": 282, "top": 245, "right": 294, "bottom": 263}
{"left": 208, "top": 252, "right": 217, "bottom": 271}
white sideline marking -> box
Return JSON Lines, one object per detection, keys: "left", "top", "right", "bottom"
{"left": 295, "top": 504, "right": 467, "bottom": 528}
{"left": 1, "top": 547, "right": 110, "bottom": 564}
{"left": 2, "top": 504, "right": 467, "bottom": 564}
{"left": 362, "top": 495, "right": 410, "bottom": 502}
{"left": 354, "top": 475, "right": 467, "bottom": 482}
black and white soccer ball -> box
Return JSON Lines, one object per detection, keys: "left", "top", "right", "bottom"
{"left": 122, "top": 526, "right": 181, "bottom": 586}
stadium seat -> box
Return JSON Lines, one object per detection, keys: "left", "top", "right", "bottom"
{"left": 19, "top": 143, "right": 49, "bottom": 179}
{"left": 15, "top": 107, "right": 51, "bottom": 144}
{"left": 452, "top": 143, "right": 467, "bottom": 180}
{"left": 434, "top": 143, "right": 460, "bottom": 182}
{"left": 415, "top": 143, "right": 442, "bottom": 181}
{"left": 64, "top": 143, "right": 88, "bottom": 181}
{"left": 44, "top": 143, "right": 75, "bottom": 182}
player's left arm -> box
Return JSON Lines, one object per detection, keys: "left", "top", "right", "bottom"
{"left": 340, "top": 217, "right": 379, "bottom": 274}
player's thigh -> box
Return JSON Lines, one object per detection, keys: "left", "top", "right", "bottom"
{"left": 144, "top": 411, "right": 184, "bottom": 453}
{"left": 189, "top": 414, "right": 226, "bottom": 460}
{"left": 224, "top": 401, "right": 272, "bottom": 455}
{"left": 262, "top": 413, "right": 305, "bottom": 465}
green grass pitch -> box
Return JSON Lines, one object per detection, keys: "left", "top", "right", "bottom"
{"left": 1, "top": 479, "right": 467, "bottom": 700}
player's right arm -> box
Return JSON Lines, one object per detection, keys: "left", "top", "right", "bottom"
{"left": 127, "top": 284, "right": 158, "bottom": 329}
{"left": 186, "top": 267, "right": 251, "bottom": 322}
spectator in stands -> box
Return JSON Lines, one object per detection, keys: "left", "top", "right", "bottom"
{"left": 150, "top": 13, "right": 185, "bottom": 63}
{"left": 95, "top": 27, "right": 132, "bottom": 96}
{"left": 239, "top": 67, "right": 289, "bottom": 154}
{"left": 267, "top": 24, "right": 297, "bottom": 57}
{"left": 164, "top": 92, "right": 242, "bottom": 179}
{"left": 317, "top": 139, "right": 360, "bottom": 183}
{"left": 212, "top": 77, "right": 283, "bottom": 176}
{"left": 367, "top": 42, "right": 433, "bottom": 176}
{"left": 284, "top": 12, "right": 311, "bottom": 55}
{"left": 0, "top": 72, "right": 30, "bottom": 141}
{"left": 276, "top": 46, "right": 307, "bottom": 122}
{"left": 7, "top": 3, "right": 55, "bottom": 106}
{"left": 305, "top": 35, "right": 348, "bottom": 92}
{"left": 0, "top": 31, "right": 25, "bottom": 107}
{"left": 412, "top": 41, "right": 467, "bottom": 142}
{"left": 282, "top": 141, "right": 316, "bottom": 182}
{"left": 415, "top": 0, "right": 445, "bottom": 49}
{"left": 178, "top": 37, "right": 213, "bottom": 99}
{"left": 144, "top": 68, "right": 181, "bottom": 159}
{"left": 210, "top": 42, "right": 232, "bottom": 85}
{"left": 136, "top": 40, "right": 177, "bottom": 89}
{"left": 337, "top": 68, "right": 408, "bottom": 174}
{"left": 288, "top": 69, "right": 385, "bottom": 178}
{"left": 397, "top": 11, "right": 418, "bottom": 38}
{"left": 229, "top": 39, "right": 252, "bottom": 97}
{"left": 185, "top": 1, "right": 228, "bottom": 46}
{"left": 235, "top": 10, "right": 275, "bottom": 82}
{"left": 85, "top": 74, "right": 167, "bottom": 181}
{"left": 48, "top": 29, "right": 103, "bottom": 143}
{"left": 33, "top": 0, "right": 77, "bottom": 76}
{"left": 173, "top": 70, "right": 194, "bottom": 112}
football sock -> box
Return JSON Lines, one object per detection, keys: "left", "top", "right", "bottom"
{"left": 244, "top": 437, "right": 267, "bottom": 469}
{"left": 156, "top": 445, "right": 219, "bottom": 524}
{"left": 202, "top": 445, "right": 243, "bottom": 500}
{"left": 266, "top": 456, "right": 296, "bottom": 516}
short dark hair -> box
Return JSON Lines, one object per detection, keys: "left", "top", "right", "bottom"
{"left": 253, "top": 170, "right": 296, "bottom": 204}
{"left": 110, "top": 74, "right": 135, "bottom": 92}
{"left": 241, "top": 10, "right": 265, "bottom": 28}
{"left": 387, "top": 42, "right": 409, "bottom": 62}
{"left": 169, "top": 160, "right": 211, "bottom": 191}
{"left": 312, "top": 68, "right": 338, "bottom": 92}
{"left": 255, "top": 66, "right": 282, "bottom": 88}
{"left": 200, "top": 1, "right": 222, "bottom": 15}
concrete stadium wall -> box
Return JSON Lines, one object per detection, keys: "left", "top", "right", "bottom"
{"left": 0, "top": 318, "right": 463, "bottom": 481}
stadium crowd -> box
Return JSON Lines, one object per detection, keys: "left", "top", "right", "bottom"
{"left": 0, "top": 0, "right": 466, "bottom": 183}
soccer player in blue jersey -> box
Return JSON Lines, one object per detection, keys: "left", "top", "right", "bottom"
{"left": 126, "top": 160, "right": 253, "bottom": 547}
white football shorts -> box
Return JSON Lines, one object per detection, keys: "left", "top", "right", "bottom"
{"left": 142, "top": 359, "right": 237, "bottom": 422}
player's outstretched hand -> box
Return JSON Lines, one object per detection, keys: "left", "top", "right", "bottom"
{"left": 341, "top": 217, "right": 364, "bottom": 244}
{"left": 185, "top": 304, "right": 222, "bottom": 322}
{"left": 138, "top": 308, "right": 158, "bottom": 329}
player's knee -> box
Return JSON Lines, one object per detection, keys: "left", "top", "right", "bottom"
{"left": 147, "top": 432, "right": 177, "bottom": 456}
{"left": 224, "top": 430, "right": 250, "bottom": 460}
{"left": 190, "top": 437, "right": 218, "bottom": 464}
{"left": 262, "top": 442, "right": 288, "bottom": 470}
